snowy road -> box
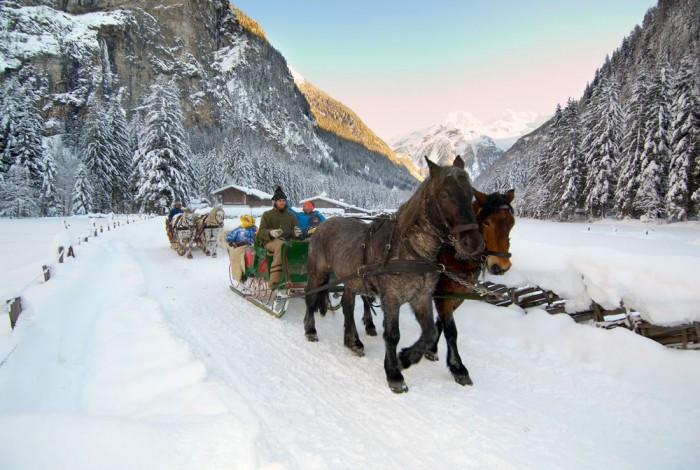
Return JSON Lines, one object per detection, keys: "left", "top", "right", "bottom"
{"left": 0, "top": 216, "right": 699, "bottom": 469}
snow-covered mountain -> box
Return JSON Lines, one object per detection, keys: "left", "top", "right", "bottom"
{"left": 390, "top": 110, "right": 548, "bottom": 180}
{"left": 0, "top": 0, "right": 419, "bottom": 215}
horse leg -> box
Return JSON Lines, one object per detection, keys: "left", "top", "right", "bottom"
{"left": 424, "top": 316, "right": 444, "bottom": 362}
{"left": 177, "top": 244, "right": 185, "bottom": 256}
{"left": 442, "top": 309, "right": 473, "bottom": 386}
{"left": 304, "top": 272, "right": 329, "bottom": 342}
{"left": 382, "top": 301, "right": 407, "bottom": 393}
{"left": 342, "top": 290, "right": 364, "bottom": 356}
{"left": 210, "top": 229, "right": 218, "bottom": 258}
{"left": 361, "top": 296, "right": 377, "bottom": 336}
{"left": 398, "top": 295, "right": 438, "bottom": 370}
{"left": 203, "top": 229, "right": 210, "bottom": 256}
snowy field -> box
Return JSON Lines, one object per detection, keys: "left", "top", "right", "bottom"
{"left": 0, "top": 214, "right": 699, "bottom": 469}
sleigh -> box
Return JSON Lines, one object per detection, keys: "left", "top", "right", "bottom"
{"left": 228, "top": 239, "right": 342, "bottom": 318}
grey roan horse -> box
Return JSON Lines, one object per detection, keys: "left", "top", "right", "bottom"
{"left": 304, "top": 156, "right": 484, "bottom": 393}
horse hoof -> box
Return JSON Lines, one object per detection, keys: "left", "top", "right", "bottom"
{"left": 388, "top": 381, "right": 408, "bottom": 394}
{"left": 306, "top": 333, "right": 318, "bottom": 342}
{"left": 454, "top": 374, "right": 473, "bottom": 386}
{"left": 187, "top": 254, "right": 193, "bottom": 259}
{"left": 365, "top": 327, "right": 377, "bottom": 336}
{"left": 424, "top": 351, "right": 439, "bottom": 362}
{"left": 349, "top": 345, "right": 365, "bottom": 357}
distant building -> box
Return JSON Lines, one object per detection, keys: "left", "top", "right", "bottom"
{"left": 212, "top": 184, "right": 272, "bottom": 207}
{"left": 302, "top": 195, "right": 371, "bottom": 215}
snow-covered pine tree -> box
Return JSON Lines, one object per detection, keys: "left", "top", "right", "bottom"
{"left": 132, "top": 78, "right": 194, "bottom": 214}
{"left": 218, "top": 136, "right": 243, "bottom": 191}
{"left": 105, "top": 91, "right": 133, "bottom": 212}
{"left": 534, "top": 104, "right": 565, "bottom": 219}
{"left": 1, "top": 67, "right": 46, "bottom": 194}
{"left": 614, "top": 64, "right": 651, "bottom": 219}
{"left": 71, "top": 163, "right": 93, "bottom": 215}
{"left": 41, "top": 150, "right": 60, "bottom": 216}
{"left": 559, "top": 98, "right": 584, "bottom": 221}
{"left": 666, "top": 55, "right": 699, "bottom": 220}
{"left": 198, "top": 147, "right": 219, "bottom": 197}
{"left": 582, "top": 74, "right": 623, "bottom": 219}
{"left": 635, "top": 64, "right": 673, "bottom": 220}
{"left": 0, "top": 75, "right": 17, "bottom": 174}
{"left": 0, "top": 161, "right": 40, "bottom": 217}
{"left": 516, "top": 149, "right": 547, "bottom": 219}
{"left": 81, "top": 97, "right": 117, "bottom": 213}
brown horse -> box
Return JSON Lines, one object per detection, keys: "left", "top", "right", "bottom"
{"left": 360, "top": 189, "right": 515, "bottom": 386}
{"left": 430, "top": 189, "right": 515, "bottom": 384}
{"left": 304, "top": 156, "right": 484, "bottom": 393}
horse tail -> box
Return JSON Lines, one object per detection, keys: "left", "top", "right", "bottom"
{"left": 316, "top": 274, "right": 330, "bottom": 317}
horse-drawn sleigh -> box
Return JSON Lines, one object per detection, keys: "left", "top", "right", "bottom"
{"left": 228, "top": 156, "right": 516, "bottom": 393}
{"left": 167, "top": 206, "right": 225, "bottom": 259}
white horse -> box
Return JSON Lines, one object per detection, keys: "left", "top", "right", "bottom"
{"left": 194, "top": 206, "right": 225, "bottom": 257}
{"left": 170, "top": 209, "right": 197, "bottom": 259}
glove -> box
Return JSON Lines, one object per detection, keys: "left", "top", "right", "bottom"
{"left": 269, "top": 229, "right": 283, "bottom": 238}
{"left": 293, "top": 226, "right": 302, "bottom": 238}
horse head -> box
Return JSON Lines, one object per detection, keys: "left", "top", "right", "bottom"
{"left": 207, "top": 205, "right": 225, "bottom": 227}
{"left": 423, "top": 156, "right": 484, "bottom": 261}
{"left": 474, "top": 189, "right": 515, "bottom": 275}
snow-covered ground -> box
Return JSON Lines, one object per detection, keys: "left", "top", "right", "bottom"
{"left": 0, "top": 215, "right": 699, "bottom": 469}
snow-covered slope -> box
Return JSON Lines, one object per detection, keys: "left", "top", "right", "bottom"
{"left": 0, "top": 215, "right": 699, "bottom": 468}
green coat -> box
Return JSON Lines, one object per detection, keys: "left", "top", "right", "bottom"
{"left": 257, "top": 206, "right": 300, "bottom": 244}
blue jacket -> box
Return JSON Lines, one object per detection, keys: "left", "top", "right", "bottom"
{"left": 168, "top": 207, "right": 184, "bottom": 219}
{"left": 288, "top": 207, "right": 325, "bottom": 230}
{"left": 226, "top": 226, "right": 257, "bottom": 246}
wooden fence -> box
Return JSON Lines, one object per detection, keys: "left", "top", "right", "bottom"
{"left": 3, "top": 215, "right": 149, "bottom": 331}
{"left": 470, "top": 281, "right": 700, "bottom": 350}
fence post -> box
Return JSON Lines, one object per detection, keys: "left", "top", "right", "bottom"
{"left": 7, "top": 297, "right": 22, "bottom": 329}
{"left": 42, "top": 265, "right": 50, "bottom": 282}
{"left": 58, "top": 247, "right": 64, "bottom": 263}
{"left": 67, "top": 246, "right": 75, "bottom": 258}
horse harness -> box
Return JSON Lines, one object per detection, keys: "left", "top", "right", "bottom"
{"left": 300, "top": 212, "right": 483, "bottom": 298}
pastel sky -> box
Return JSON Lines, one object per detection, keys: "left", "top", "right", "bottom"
{"left": 232, "top": 1, "right": 657, "bottom": 141}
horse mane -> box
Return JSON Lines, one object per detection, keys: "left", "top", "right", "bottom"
{"left": 395, "top": 176, "right": 432, "bottom": 236}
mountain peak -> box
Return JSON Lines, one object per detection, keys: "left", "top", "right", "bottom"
{"left": 444, "top": 110, "right": 482, "bottom": 130}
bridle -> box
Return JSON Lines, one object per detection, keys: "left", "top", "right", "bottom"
{"left": 477, "top": 203, "right": 514, "bottom": 259}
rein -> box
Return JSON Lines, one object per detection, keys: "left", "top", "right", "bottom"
{"left": 299, "top": 258, "right": 446, "bottom": 298}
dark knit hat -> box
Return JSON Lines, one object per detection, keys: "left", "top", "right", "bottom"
{"left": 272, "top": 186, "right": 287, "bottom": 201}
